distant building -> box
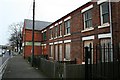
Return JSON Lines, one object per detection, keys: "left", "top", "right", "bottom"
{"left": 22, "top": 19, "right": 51, "bottom": 58}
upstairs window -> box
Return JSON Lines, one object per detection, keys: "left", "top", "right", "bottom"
{"left": 55, "top": 26, "right": 58, "bottom": 38}
{"left": 100, "top": 2, "right": 109, "bottom": 24}
{"left": 43, "top": 32, "right": 46, "bottom": 40}
{"left": 83, "top": 10, "right": 92, "bottom": 29}
{"left": 59, "top": 24, "right": 62, "bottom": 36}
{"left": 65, "top": 20, "right": 70, "bottom": 35}
{"left": 50, "top": 29, "right": 53, "bottom": 39}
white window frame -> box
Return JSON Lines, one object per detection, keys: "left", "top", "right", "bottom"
{"left": 50, "top": 45, "right": 54, "bottom": 58}
{"left": 55, "top": 45, "right": 58, "bottom": 61}
{"left": 59, "top": 44, "right": 62, "bottom": 61}
{"left": 100, "top": 39, "right": 113, "bottom": 62}
{"left": 50, "top": 29, "right": 53, "bottom": 39}
{"left": 65, "top": 20, "right": 70, "bottom": 35}
{"left": 65, "top": 43, "right": 71, "bottom": 60}
{"left": 83, "top": 10, "right": 92, "bottom": 29}
{"left": 100, "top": 2, "right": 109, "bottom": 25}
{"left": 55, "top": 26, "right": 58, "bottom": 38}
{"left": 59, "top": 24, "right": 62, "bottom": 37}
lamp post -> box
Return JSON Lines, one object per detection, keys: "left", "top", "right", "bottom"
{"left": 32, "top": 0, "right": 35, "bottom": 67}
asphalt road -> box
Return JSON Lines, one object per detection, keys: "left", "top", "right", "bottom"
{"left": 0, "top": 51, "right": 10, "bottom": 67}
{"left": 0, "top": 50, "right": 10, "bottom": 80}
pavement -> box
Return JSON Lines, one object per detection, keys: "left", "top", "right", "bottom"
{"left": 2, "top": 54, "right": 49, "bottom": 79}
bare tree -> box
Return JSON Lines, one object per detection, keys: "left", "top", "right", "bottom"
{"left": 9, "top": 22, "right": 23, "bottom": 53}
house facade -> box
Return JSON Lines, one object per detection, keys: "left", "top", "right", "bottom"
{"left": 40, "top": 0, "right": 120, "bottom": 64}
{"left": 22, "top": 19, "right": 51, "bottom": 58}
{"left": 22, "top": 0, "right": 120, "bottom": 64}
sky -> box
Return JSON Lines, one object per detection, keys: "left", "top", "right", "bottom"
{"left": 0, "top": 0, "right": 91, "bottom": 45}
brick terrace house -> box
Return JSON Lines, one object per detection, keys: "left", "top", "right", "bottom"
{"left": 22, "top": 19, "right": 51, "bottom": 58}
{"left": 40, "top": 0, "right": 120, "bottom": 64}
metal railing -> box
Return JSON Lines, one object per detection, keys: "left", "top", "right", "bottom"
{"left": 85, "top": 43, "right": 120, "bottom": 80}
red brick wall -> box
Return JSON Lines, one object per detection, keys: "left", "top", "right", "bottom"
{"left": 24, "top": 46, "right": 41, "bottom": 58}
{"left": 29, "top": 1, "right": 120, "bottom": 64}
{"left": 25, "top": 30, "right": 41, "bottom": 41}
{"left": 111, "top": 2, "right": 120, "bottom": 60}
{"left": 22, "top": 28, "right": 42, "bottom": 58}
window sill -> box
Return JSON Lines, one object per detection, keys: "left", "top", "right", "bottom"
{"left": 81, "top": 27, "right": 94, "bottom": 33}
{"left": 49, "top": 57, "right": 53, "bottom": 60}
{"left": 58, "top": 36, "right": 62, "bottom": 38}
{"left": 54, "top": 37, "right": 58, "bottom": 39}
{"left": 64, "top": 58, "right": 71, "bottom": 61}
{"left": 98, "top": 23, "right": 110, "bottom": 29}
{"left": 64, "top": 33, "right": 71, "bottom": 37}
{"left": 49, "top": 38, "right": 53, "bottom": 40}
{"left": 82, "top": 62, "right": 85, "bottom": 64}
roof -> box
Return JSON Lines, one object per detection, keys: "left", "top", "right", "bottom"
{"left": 24, "top": 19, "right": 51, "bottom": 30}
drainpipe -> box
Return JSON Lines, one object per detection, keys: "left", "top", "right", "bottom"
{"left": 109, "top": 0, "right": 113, "bottom": 61}
{"left": 109, "top": 0, "right": 113, "bottom": 46}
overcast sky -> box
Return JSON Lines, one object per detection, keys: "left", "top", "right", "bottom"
{"left": 0, "top": 0, "right": 91, "bottom": 45}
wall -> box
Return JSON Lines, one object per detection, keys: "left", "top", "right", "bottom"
{"left": 22, "top": 29, "right": 42, "bottom": 58}
{"left": 40, "top": 1, "right": 120, "bottom": 64}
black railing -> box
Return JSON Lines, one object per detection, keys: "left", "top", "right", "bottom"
{"left": 85, "top": 43, "right": 120, "bottom": 80}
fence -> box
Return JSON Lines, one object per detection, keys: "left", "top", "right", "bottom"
{"left": 85, "top": 43, "right": 120, "bottom": 80}
{"left": 27, "top": 43, "right": 120, "bottom": 79}
{"left": 40, "top": 58, "right": 81, "bottom": 78}
{"left": 30, "top": 56, "right": 85, "bottom": 79}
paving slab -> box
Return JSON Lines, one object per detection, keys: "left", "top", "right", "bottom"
{"left": 2, "top": 55, "right": 49, "bottom": 79}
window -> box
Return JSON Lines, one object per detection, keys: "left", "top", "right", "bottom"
{"left": 65, "top": 43, "right": 70, "bottom": 60}
{"left": 100, "top": 39, "right": 112, "bottom": 62}
{"left": 84, "top": 41, "right": 93, "bottom": 64}
{"left": 59, "top": 24, "right": 62, "bottom": 36}
{"left": 50, "top": 45, "right": 53, "bottom": 57}
{"left": 65, "top": 20, "right": 70, "bottom": 35}
{"left": 55, "top": 26, "right": 58, "bottom": 38}
{"left": 55, "top": 45, "right": 58, "bottom": 61}
{"left": 50, "top": 29, "right": 53, "bottom": 39}
{"left": 59, "top": 44, "right": 62, "bottom": 61}
{"left": 42, "top": 45, "right": 47, "bottom": 55}
{"left": 43, "top": 32, "right": 46, "bottom": 40}
{"left": 100, "top": 2, "right": 109, "bottom": 24}
{"left": 84, "top": 10, "right": 92, "bottom": 29}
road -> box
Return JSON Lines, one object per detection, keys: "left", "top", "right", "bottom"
{"left": 0, "top": 50, "right": 10, "bottom": 66}
{"left": 0, "top": 49, "right": 11, "bottom": 80}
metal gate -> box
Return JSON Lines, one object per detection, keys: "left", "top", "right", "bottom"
{"left": 85, "top": 43, "right": 120, "bottom": 80}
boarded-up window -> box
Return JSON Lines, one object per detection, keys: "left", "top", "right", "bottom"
{"left": 84, "top": 41, "right": 93, "bottom": 64}
{"left": 100, "top": 39, "right": 112, "bottom": 62}
{"left": 50, "top": 45, "right": 53, "bottom": 57}
{"left": 59, "top": 44, "right": 62, "bottom": 61}
{"left": 55, "top": 45, "right": 58, "bottom": 61}
{"left": 42, "top": 45, "right": 47, "bottom": 55}
{"left": 65, "top": 43, "right": 70, "bottom": 60}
